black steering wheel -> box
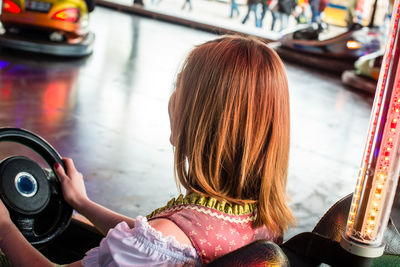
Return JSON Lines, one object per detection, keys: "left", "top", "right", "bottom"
{"left": 0, "top": 128, "right": 72, "bottom": 246}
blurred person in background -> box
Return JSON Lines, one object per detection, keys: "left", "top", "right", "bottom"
{"left": 316, "top": 0, "right": 329, "bottom": 22}
{"left": 230, "top": 0, "right": 240, "bottom": 18}
{"left": 345, "top": 0, "right": 362, "bottom": 29}
{"left": 182, "top": 0, "right": 193, "bottom": 11}
{"left": 294, "top": 0, "right": 309, "bottom": 24}
{"left": 309, "top": 0, "right": 320, "bottom": 22}
{"left": 242, "top": 0, "right": 262, "bottom": 27}
{"left": 271, "top": 0, "right": 296, "bottom": 31}
{"left": 260, "top": 0, "right": 271, "bottom": 27}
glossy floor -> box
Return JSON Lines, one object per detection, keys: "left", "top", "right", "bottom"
{"left": 0, "top": 7, "right": 380, "bottom": 240}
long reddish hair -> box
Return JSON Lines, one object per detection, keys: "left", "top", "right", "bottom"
{"left": 171, "top": 35, "right": 295, "bottom": 235}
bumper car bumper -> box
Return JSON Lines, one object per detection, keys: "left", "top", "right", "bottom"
{"left": 275, "top": 45, "right": 356, "bottom": 74}
{"left": 0, "top": 29, "right": 95, "bottom": 57}
{"left": 341, "top": 70, "right": 377, "bottom": 94}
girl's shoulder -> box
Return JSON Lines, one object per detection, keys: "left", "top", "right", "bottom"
{"left": 149, "top": 218, "right": 193, "bottom": 247}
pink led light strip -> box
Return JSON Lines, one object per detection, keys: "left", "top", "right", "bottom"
{"left": 346, "top": 0, "right": 400, "bottom": 242}
{"left": 362, "top": 66, "right": 400, "bottom": 238}
{"left": 364, "top": 2, "right": 400, "bottom": 167}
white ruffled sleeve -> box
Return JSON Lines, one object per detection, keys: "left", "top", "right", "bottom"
{"left": 82, "top": 216, "right": 201, "bottom": 267}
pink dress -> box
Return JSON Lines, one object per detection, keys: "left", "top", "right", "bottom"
{"left": 148, "top": 195, "right": 281, "bottom": 264}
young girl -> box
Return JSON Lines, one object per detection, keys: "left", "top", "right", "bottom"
{"left": 0, "top": 35, "right": 295, "bottom": 266}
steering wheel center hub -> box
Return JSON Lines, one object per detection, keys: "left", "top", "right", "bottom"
{"left": 15, "top": 172, "right": 38, "bottom": 197}
{"left": 0, "top": 156, "right": 50, "bottom": 215}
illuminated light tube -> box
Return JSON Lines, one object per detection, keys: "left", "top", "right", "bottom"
{"left": 52, "top": 8, "right": 80, "bottom": 22}
{"left": 347, "top": 40, "right": 361, "bottom": 50}
{"left": 340, "top": 0, "right": 400, "bottom": 258}
{"left": 3, "top": 0, "right": 21, "bottom": 13}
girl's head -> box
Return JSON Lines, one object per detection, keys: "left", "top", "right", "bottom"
{"left": 169, "top": 35, "right": 294, "bottom": 234}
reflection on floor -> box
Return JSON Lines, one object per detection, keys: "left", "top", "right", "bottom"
{"left": 0, "top": 7, "right": 377, "bottom": 240}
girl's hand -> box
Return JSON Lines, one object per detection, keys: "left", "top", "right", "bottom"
{"left": 0, "top": 199, "right": 15, "bottom": 242}
{"left": 54, "top": 158, "right": 89, "bottom": 211}
{"left": 0, "top": 198, "right": 11, "bottom": 226}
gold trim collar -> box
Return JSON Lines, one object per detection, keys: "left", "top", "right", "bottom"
{"left": 147, "top": 193, "right": 257, "bottom": 219}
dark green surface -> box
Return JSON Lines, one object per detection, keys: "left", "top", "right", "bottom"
{"left": 372, "top": 254, "right": 400, "bottom": 267}
{"left": 0, "top": 253, "right": 12, "bottom": 267}
{"left": 0, "top": 253, "right": 65, "bottom": 267}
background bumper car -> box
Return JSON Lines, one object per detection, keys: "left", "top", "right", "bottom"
{"left": 341, "top": 50, "right": 383, "bottom": 94}
{"left": 0, "top": 0, "right": 95, "bottom": 56}
{"left": 275, "top": 23, "right": 383, "bottom": 73}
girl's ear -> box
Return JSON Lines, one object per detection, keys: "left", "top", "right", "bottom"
{"left": 168, "top": 92, "right": 177, "bottom": 146}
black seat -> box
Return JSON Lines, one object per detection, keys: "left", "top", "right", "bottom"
{"left": 84, "top": 0, "right": 95, "bottom": 12}
{"left": 282, "top": 194, "right": 400, "bottom": 266}
{"left": 207, "top": 240, "right": 289, "bottom": 266}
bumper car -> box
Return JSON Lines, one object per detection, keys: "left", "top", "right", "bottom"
{"left": 0, "top": 0, "right": 95, "bottom": 56}
{"left": 275, "top": 23, "right": 383, "bottom": 73}
{"left": 0, "top": 127, "right": 399, "bottom": 266}
{"left": 341, "top": 50, "right": 383, "bottom": 94}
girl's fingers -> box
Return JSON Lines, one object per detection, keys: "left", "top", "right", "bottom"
{"left": 54, "top": 162, "right": 67, "bottom": 181}
{"left": 63, "top": 157, "right": 78, "bottom": 172}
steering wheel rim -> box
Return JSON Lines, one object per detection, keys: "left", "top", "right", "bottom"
{"left": 0, "top": 127, "right": 73, "bottom": 246}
